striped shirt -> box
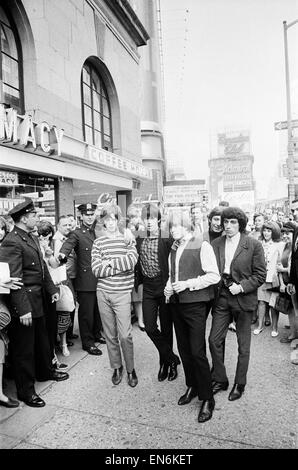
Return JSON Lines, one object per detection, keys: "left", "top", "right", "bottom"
{"left": 91, "top": 235, "right": 138, "bottom": 292}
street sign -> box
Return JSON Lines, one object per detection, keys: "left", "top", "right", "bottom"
{"left": 274, "top": 119, "right": 298, "bottom": 130}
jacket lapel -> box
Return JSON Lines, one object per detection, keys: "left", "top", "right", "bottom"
{"left": 231, "top": 233, "right": 247, "bottom": 266}
{"left": 16, "top": 228, "right": 39, "bottom": 254}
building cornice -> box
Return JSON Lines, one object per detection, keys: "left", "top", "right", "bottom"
{"left": 98, "top": 0, "right": 150, "bottom": 46}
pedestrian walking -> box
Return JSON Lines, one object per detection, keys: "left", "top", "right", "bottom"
{"left": 209, "top": 207, "right": 266, "bottom": 401}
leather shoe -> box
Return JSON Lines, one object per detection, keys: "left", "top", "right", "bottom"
{"left": 0, "top": 397, "right": 19, "bottom": 408}
{"left": 178, "top": 387, "right": 197, "bottom": 406}
{"left": 158, "top": 363, "right": 169, "bottom": 381}
{"left": 112, "top": 366, "right": 123, "bottom": 385}
{"left": 198, "top": 398, "right": 215, "bottom": 423}
{"left": 212, "top": 381, "right": 229, "bottom": 395}
{"left": 228, "top": 383, "right": 245, "bottom": 401}
{"left": 83, "top": 346, "right": 102, "bottom": 356}
{"left": 127, "top": 369, "right": 138, "bottom": 387}
{"left": 19, "top": 393, "right": 45, "bottom": 408}
{"left": 95, "top": 335, "right": 106, "bottom": 344}
{"left": 49, "top": 370, "right": 69, "bottom": 381}
{"left": 168, "top": 361, "right": 178, "bottom": 381}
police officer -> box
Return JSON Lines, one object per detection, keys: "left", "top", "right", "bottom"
{"left": 0, "top": 198, "right": 69, "bottom": 408}
{"left": 59, "top": 203, "right": 105, "bottom": 355}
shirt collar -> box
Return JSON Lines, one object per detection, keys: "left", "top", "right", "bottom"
{"left": 226, "top": 232, "right": 241, "bottom": 244}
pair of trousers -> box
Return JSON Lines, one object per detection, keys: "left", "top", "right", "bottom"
{"left": 172, "top": 302, "right": 213, "bottom": 401}
{"left": 9, "top": 315, "right": 52, "bottom": 399}
{"left": 96, "top": 290, "right": 134, "bottom": 372}
{"left": 142, "top": 278, "right": 176, "bottom": 365}
{"left": 77, "top": 291, "right": 102, "bottom": 349}
{"left": 209, "top": 289, "right": 253, "bottom": 385}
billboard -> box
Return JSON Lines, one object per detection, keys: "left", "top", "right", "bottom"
{"left": 217, "top": 131, "right": 251, "bottom": 157}
{"left": 164, "top": 185, "right": 206, "bottom": 204}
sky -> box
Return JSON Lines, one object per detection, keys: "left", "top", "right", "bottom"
{"left": 160, "top": 0, "right": 298, "bottom": 200}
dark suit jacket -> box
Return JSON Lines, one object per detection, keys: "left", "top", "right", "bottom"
{"left": 290, "top": 227, "right": 298, "bottom": 290}
{"left": 134, "top": 230, "right": 173, "bottom": 290}
{"left": 59, "top": 223, "right": 97, "bottom": 292}
{"left": 0, "top": 227, "right": 58, "bottom": 318}
{"left": 211, "top": 233, "right": 266, "bottom": 311}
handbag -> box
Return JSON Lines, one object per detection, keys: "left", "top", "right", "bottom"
{"left": 0, "top": 296, "right": 11, "bottom": 330}
{"left": 274, "top": 293, "right": 292, "bottom": 314}
{"left": 56, "top": 284, "right": 75, "bottom": 312}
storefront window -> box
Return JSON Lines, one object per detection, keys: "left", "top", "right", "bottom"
{"left": 81, "top": 62, "right": 113, "bottom": 152}
{"left": 0, "top": 5, "right": 23, "bottom": 112}
{"left": 0, "top": 171, "right": 57, "bottom": 224}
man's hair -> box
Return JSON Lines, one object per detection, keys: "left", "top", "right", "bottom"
{"left": 141, "top": 204, "right": 161, "bottom": 224}
{"left": 219, "top": 200, "right": 229, "bottom": 207}
{"left": 58, "top": 215, "right": 70, "bottom": 225}
{"left": 261, "top": 221, "right": 281, "bottom": 242}
{"left": 168, "top": 211, "right": 194, "bottom": 232}
{"left": 221, "top": 207, "right": 248, "bottom": 233}
{"left": 292, "top": 199, "right": 298, "bottom": 205}
{"left": 67, "top": 214, "right": 74, "bottom": 218}
{"left": 208, "top": 206, "right": 223, "bottom": 221}
{"left": 99, "top": 203, "right": 122, "bottom": 222}
{"left": 37, "top": 220, "right": 55, "bottom": 238}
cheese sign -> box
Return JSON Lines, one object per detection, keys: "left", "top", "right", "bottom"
{"left": 0, "top": 105, "right": 64, "bottom": 156}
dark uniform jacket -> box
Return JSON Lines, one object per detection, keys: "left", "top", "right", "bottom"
{"left": 134, "top": 230, "right": 173, "bottom": 290}
{"left": 0, "top": 226, "right": 58, "bottom": 318}
{"left": 211, "top": 233, "right": 266, "bottom": 312}
{"left": 59, "top": 223, "right": 97, "bottom": 292}
{"left": 290, "top": 227, "right": 298, "bottom": 291}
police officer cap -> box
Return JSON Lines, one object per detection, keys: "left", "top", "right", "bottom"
{"left": 77, "top": 202, "right": 96, "bottom": 214}
{"left": 9, "top": 198, "right": 36, "bottom": 221}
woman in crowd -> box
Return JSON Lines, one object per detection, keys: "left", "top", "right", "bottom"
{"left": 37, "top": 220, "right": 70, "bottom": 366}
{"left": 249, "top": 213, "right": 264, "bottom": 241}
{"left": 253, "top": 221, "right": 281, "bottom": 337}
{"left": 277, "top": 222, "right": 298, "bottom": 343}
{"left": 91, "top": 204, "right": 139, "bottom": 388}
{"left": 127, "top": 204, "right": 145, "bottom": 331}
{"left": 0, "top": 216, "right": 22, "bottom": 407}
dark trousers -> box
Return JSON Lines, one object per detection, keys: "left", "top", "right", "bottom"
{"left": 77, "top": 291, "right": 102, "bottom": 349}
{"left": 142, "top": 277, "right": 176, "bottom": 365}
{"left": 209, "top": 289, "right": 253, "bottom": 385}
{"left": 172, "top": 302, "right": 213, "bottom": 401}
{"left": 9, "top": 315, "right": 52, "bottom": 399}
{"left": 44, "top": 294, "right": 58, "bottom": 362}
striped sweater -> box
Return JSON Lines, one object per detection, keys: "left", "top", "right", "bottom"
{"left": 91, "top": 235, "right": 138, "bottom": 292}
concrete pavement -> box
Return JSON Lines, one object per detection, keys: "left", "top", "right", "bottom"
{"left": 0, "top": 314, "right": 297, "bottom": 449}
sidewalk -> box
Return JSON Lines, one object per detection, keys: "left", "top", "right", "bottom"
{"left": 0, "top": 315, "right": 297, "bottom": 449}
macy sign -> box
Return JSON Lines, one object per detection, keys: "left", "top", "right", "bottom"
{"left": 0, "top": 104, "right": 64, "bottom": 156}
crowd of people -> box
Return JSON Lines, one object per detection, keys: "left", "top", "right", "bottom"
{"left": 0, "top": 196, "right": 297, "bottom": 424}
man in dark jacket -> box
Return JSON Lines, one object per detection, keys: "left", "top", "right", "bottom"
{"left": 59, "top": 203, "right": 105, "bottom": 355}
{"left": 0, "top": 199, "right": 69, "bottom": 408}
{"left": 209, "top": 207, "right": 266, "bottom": 401}
{"left": 135, "top": 204, "right": 180, "bottom": 382}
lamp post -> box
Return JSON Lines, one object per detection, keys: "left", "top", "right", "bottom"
{"left": 283, "top": 19, "right": 298, "bottom": 207}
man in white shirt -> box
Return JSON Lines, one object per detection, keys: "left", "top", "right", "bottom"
{"left": 164, "top": 211, "right": 220, "bottom": 423}
{"left": 209, "top": 207, "right": 266, "bottom": 401}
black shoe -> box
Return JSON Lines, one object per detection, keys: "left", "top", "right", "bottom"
{"left": 264, "top": 320, "right": 271, "bottom": 327}
{"left": 112, "top": 366, "right": 123, "bottom": 385}
{"left": 53, "top": 361, "right": 68, "bottom": 371}
{"left": 49, "top": 370, "right": 69, "bottom": 382}
{"left": 178, "top": 387, "right": 197, "bottom": 406}
{"left": 83, "top": 346, "right": 102, "bottom": 356}
{"left": 95, "top": 336, "right": 106, "bottom": 345}
{"left": 0, "top": 397, "right": 19, "bottom": 408}
{"left": 67, "top": 333, "right": 79, "bottom": 340}
{"left": 228, "top": 383, "right": 245, "bottom": 401}
{"left": 212, "top": 381, "right": 229, "bottom": 395}
{"left": 158, "top": 363, "right": 169, "bottom": 381}
{"left": 198, "top": 398, "right": 215, "bottom": 423}
{"left": 168, "top": 361, "right": 178, "bottom": 381}
{"left": 19, "top": 393, "right": 45, "bottom": 408}
{"left": 127, "top": 369, "right": 138, "bottom": 387}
